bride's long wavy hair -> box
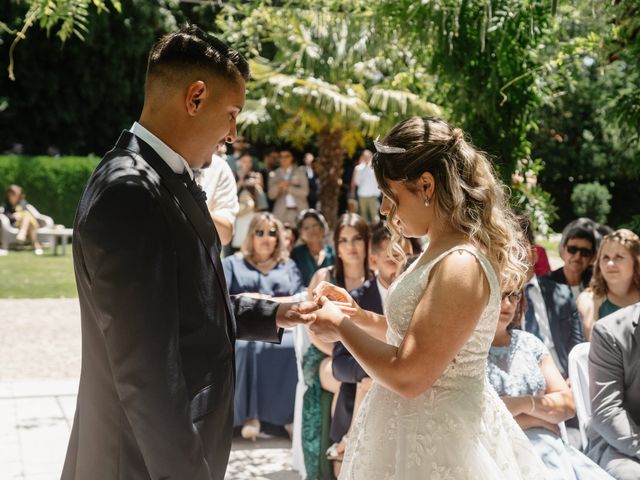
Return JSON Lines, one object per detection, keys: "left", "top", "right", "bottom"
{"left": 373, "top": 116, "right": 528, "bottom": 290}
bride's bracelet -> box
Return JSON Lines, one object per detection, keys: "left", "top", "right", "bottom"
{"left": 527, "top": 395, "right": 535, "bottom": 414}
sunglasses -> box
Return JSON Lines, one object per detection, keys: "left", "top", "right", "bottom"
{"left": 566, "top": 245, "right": 594, "bottom": 258}
{"left": 255, "top": 228, "right": 278, "bottom": 238}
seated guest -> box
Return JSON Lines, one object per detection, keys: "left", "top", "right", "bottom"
{"left": 1, "top": 184, "right": 44, "bottom": 255}
{"left": 489, "top": 287, "right": 614, "bottom": 480}
{"left": 521, "top": 217, "right": 585, "bottom": 377}
{"left": 302, "top": 213, "right": 371, "bottom": 480}
{"left": 546, "top": 219, "right": 598, "bottom": 298}
{"left": 577, "top": 229, "right": 640, "bottom": 340}
{"left": 329, "top": 224, "right": 406, "bottom": 472}
{"left": 588, "top": 303, "right": 640, "bottom": 480}
{"left": 222, "top": 212, "right": 304, "bottom": 440}
{"left": 290, "top": 209, "right": 335, "bottom": 286}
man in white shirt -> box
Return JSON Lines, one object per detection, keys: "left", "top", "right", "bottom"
{"left": 195, "top": 144, "right": 239, "bottom": 246}
{"left": 351, "top": 149, "right": 380, "bottom": 224}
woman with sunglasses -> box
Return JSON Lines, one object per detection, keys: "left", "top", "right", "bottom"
{"left": 576, "top": 229, "right": 640, "bottom": 340}
{"left": 488, "top": 288, "right": 613, "bottom": 479}
{"left": 222, "top": 212, "right": 305, "bottom": 440}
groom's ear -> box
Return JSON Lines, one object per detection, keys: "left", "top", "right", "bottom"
{"left": 185, "top": 80, "right": 207, "bottom": 116}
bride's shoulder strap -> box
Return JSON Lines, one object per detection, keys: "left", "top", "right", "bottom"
{"left": 419, "top": 244, "right": 499, "bottom": 294}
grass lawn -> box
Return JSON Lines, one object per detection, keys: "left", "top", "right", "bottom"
{"left": 0, "top": 249, "right": 77, "bottom": 298}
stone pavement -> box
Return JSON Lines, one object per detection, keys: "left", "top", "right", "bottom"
{"left": 0, "top": 299, "right": 300, "bottom": 480}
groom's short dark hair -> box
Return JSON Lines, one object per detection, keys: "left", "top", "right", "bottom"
{"left": 146, "top": 24, "right": 250, "bottom": 87}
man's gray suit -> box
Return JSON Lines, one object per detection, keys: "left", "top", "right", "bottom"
{"left": 587, "top": 302, "right": 640, "bottom": 480}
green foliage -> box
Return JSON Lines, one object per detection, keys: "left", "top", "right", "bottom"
{"left": 510, "top": 158, "right": 558, "bottom": 236}
{"left": 0, "top": 0, "right": 188, "bottom": 154}
{"left": 570, "top": 182, "right": 611, "bottom": 224}
{"left": 376, "top": 0, "right": 556, "bottom": 177}
{"left": 218, "top": 1, "right": 439, "bottom": 150}
{"left": 0, "top": 154, "right": 99, "bottom": 226}
{"left": 4, "top": 0, "right": 122, "bottom": 81}
{"left": 620, "top": 215, "right": 640, "bottom": 237}
{"left": 605, "top": 0, "right": 640, "bottom": 144}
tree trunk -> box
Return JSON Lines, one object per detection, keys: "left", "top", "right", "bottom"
{"left": 316, "top": 129, "right": 346, "bottom": 231}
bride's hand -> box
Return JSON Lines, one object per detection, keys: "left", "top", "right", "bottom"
{"left": 312, "top": 281, "right": 363, "bottom": 322}
{"left": 308, "top": 296, "right": 348, "bottom": 343}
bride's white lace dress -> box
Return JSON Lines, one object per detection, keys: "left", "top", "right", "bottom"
{"left": 339, "top": 245, "right": 549, "bottom": 479}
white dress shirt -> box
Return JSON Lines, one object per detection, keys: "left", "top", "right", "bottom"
{"left": 525, "top": 276, "right": 564, "bottom": 374}
{"left": 376, "top": 277, "right": 389, "bottom": 308}
{"left": 354, "top": 161, "right": 381, "bottom": 198}
{"left": 130, "top": 122, "right": 194, "bottom": 180}
{"left": 195, "top": 154, "right": 239, "bottom": 225}
{"left": 281, "top": 166, "right": 297, "bottom": 208}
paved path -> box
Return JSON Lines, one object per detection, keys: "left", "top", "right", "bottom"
{"left": 0, "top": 300, "right": 300, "bottom": 480}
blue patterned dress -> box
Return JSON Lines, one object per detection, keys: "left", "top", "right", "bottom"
{"left": 488, "top": 330, "right": 613, "bottom": 480}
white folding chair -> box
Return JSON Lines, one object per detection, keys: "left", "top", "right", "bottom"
{"left": 568, "top": 342, "right": 592, "bottom": 450}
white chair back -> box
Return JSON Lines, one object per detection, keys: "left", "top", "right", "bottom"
{"left": 568, "top": 342, "right": 591, "bottom": 450}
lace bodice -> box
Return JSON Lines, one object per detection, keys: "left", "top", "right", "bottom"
{"left": 384, "top": 244, "right": 501, "bottom": 391}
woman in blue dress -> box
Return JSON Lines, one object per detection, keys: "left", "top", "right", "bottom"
{"left": 222, "top": 212, "right": 305, "bottom": 440}
{"left": 290, "top": 209, "right": 335, "bottom": 287}
{"left": 488, "top": 287, "right": 614, "bottom": 479}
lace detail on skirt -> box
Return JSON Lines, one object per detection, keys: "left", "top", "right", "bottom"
{"left": 339, "top": 245, "right": 550, "bottom": 479}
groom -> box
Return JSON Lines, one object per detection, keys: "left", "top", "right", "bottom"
{"left": 61, "top": 25, "right": 315, "bottom": 480}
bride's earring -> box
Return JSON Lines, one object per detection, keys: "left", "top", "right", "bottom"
{"left": 424, "top": 197, "right": 430, "bottom": 207}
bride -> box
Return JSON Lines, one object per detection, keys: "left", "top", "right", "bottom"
{"left": 310, "top": 116, "right": 550, "bottom": 479}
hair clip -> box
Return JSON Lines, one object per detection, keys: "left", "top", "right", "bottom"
{"left": 373, "top": 137, "right": 406, "bottom": 154}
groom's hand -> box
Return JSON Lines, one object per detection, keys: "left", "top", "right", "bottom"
{"left": 276, "top": 301, "right": 319, "bottom": 329}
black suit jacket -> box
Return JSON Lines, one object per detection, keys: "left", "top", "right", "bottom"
{"left": 62, "top": 131, "right": 282, "bottom": 480}
{"left": 524, "top": 275, "right": 585, "bottom": 377}
{"left": 544, "top": 266, "right": 592, "bottom": 293}
{"left": 330, "top": 277, "right": 383, "bottom": 442}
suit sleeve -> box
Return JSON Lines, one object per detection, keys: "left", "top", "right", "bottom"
{"left": 82, "top": 183, "right": 211, "bottom": 479}
{"left": 567, "top": 296, "right": 585, "bottom": 349}
{"left": 232, "top": 295, "right": 283, "bottom": 343}
{"left": 332, "top": 341, "right": 369, "bottom": 383}
{"left": 589, "top": 322, "right": 640, "bottom": 459}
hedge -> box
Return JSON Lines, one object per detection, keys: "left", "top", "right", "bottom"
{"left": 0, "top": 155, "right": 100, "bottom": 227}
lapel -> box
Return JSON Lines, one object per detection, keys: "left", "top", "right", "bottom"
{"left": 538, "top": 277, "right": 563, "bottom": 349}
{"left": 114, "top": 131, "right": 237, "bottom": 339}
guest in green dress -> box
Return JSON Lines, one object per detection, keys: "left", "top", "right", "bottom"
{"left": 576, "top": 229, "right": 640, "bottom": 340}
{"left": 302, "top": 213, "right": 371, "bottom": 479}
{"left": 291, "top": 209, "right": 335, "bottom": 287}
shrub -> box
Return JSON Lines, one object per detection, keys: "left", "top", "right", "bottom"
{"left": 571, "top": 182, "right": 612, "bottom": 224}
{"left": 620, "top": 214, "right": 640, "bottom": 236}
{"left": 0, "top": 155, "right": 100, "bottom": 227}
